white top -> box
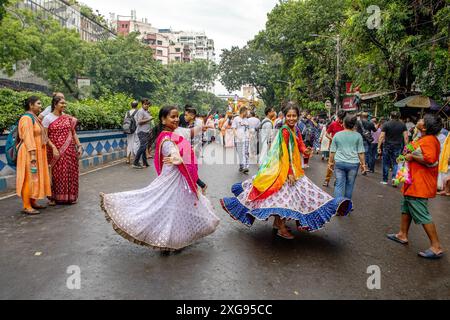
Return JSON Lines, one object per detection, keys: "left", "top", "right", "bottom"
{"left": 175, "top": 127, "right": 191, "bottom": 141}
{"left": 247, "top": 117, "right": 261, "bottom": 130}
{"left": 260, "top": 118, "right": 274, "bottom": 145}
{"left": 232, "top": 116, "right": 250, "bottom": 141}
{"left": 40, "top": 106, "right": 52, "bottom": 118}
{"left": 42, "top": 113, "right": 60, "bottom": 128}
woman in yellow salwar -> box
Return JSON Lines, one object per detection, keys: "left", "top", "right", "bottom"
{"left": 16, "top": 96, "right": 58, "bottom": 215}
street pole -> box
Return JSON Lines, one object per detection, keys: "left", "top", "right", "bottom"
{"left": 335, "top": 35, "right": 341, "bottom": 115}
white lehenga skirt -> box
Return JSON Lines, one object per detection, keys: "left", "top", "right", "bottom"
{"left": 100, "top": 158, "right": 220, "bottom": 251}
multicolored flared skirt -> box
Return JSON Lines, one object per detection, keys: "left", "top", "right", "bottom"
{"left": 221, "top": 176, "right": 352, "bottom": 231}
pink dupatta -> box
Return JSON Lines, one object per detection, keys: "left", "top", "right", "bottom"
{"left": 154, "top": 131, "right": 199, "bottom": 198}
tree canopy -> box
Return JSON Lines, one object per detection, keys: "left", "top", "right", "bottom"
{"left": 0, "top": 2, "right": 223, "bottom": 112}
{"left": 219, "top": 0, "right": 450, "bottom": 113}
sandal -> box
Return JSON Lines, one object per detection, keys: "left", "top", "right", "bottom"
{"left": 32, "top": 204, "right": 47, "bottom": 210}
{"left": 22, "top": 209, "right": 40, "bottom": 215}
{"left": 386, "top": 233, "right": 408, "bottom": 245}
{"left": 48, "top": 201, "right": 57, "bottom": 207}
{"left": 418, "top": 249, "right": 444, "bottom": 260}
{"left": 322, "top": 181, "right": 329, "bottom": 187}
{"left": 201, "top": 185, "right": 208, "bottom": 195}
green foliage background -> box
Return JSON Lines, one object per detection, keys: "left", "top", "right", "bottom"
{"left": 0, "top": 88, "right": 136, "bottom": 132}
{"left": 219, "top": 0, "right": 450, "bottom": 114}
{"left": 0, "top": 1, "right": 227, "bottom": 123}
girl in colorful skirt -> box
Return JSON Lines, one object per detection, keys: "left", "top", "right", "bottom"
{"left": 220, "top": 103, "right": 352, "bottom": 240}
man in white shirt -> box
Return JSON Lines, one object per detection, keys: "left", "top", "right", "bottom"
{"left": 247, "top": 111, "right": 261, "bottom": 160}
{"left": 232, "top": 107, "right": 250, "bottom": 174}
{"left": 39, "top": 92, "right": 64, "bottom": 120}
{"left": 259, "top": 106, "right": 276, "bottom": 164}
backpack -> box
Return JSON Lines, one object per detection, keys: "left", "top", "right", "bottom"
{"left": 259, "top": 118, "right": 273, "bottom": 131}
{"left": 123, "top": 109, "right": 138, "bottom": 134}
{"left": 5, "top": 114, "right": 35, "bottom": 168}
{"left": 358, "top": 120, "right": 374, "bottom": 143}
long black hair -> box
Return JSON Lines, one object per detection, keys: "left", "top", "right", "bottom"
{"left": 23, "top": 96, "right": 40, "bottom": 111}
{"left": 156, "top": 105, "right": 179, "bottom": 135}
{"left": 51, "top": 96, "right": 65, "bottom": 112}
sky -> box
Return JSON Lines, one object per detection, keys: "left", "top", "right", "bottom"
{"left": 80, "top": 0, "right": 278, "bottom": 94}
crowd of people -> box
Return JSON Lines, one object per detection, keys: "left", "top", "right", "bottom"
{"left": 11, "top": 95, "right": 449, "bottom": 259}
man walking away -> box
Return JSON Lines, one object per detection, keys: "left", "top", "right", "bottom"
{"left": 377, "top": 111, "right": 409, "bottom": 185}
{"left": 259, "top": 106, "right": 276, "bottom": 165}
{"left": 124, "top": 101, "right": 139, "bottom": 164}
{"left": 247, "top": 111, "right": 261, "bottom": 161}
{"left": 133, "top": 99, "right": 153, "bottom": 169}
{"left": 356, "top": 112, "right": 376, "bottom": 175}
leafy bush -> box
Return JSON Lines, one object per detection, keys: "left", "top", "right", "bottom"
{"left": 0, "top": 88, "right": 51, "bottom": 133}
{"left": 0, "top": 89, "right": 160, "bottom": 133}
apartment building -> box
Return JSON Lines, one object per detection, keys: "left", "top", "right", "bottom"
{"left": 112, "top": 12, "right": 215, "bottom": 64}
{"left": 18, "top": 0, "right": 116, "bottom": 42}
{"left": 169, "top": 31, "right": 216, "bottom": 62}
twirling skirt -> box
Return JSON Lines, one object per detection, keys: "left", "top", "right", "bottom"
{"left": 100, "top": 165, "right": 220, "bottom": 251}
{"left": 221, "top": 176, "right": 352, "bottom": 231}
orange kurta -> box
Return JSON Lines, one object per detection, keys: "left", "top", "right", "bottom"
{"left": 16, "top": 115, "right": 51, "bottom": 200}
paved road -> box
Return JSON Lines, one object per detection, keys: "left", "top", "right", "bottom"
{"left": 0, "top": 143, "right": 449, "bottom": 300}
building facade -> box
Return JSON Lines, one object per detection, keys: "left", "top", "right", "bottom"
{"left": 112, "top": 13, "right": 215, "bottom": 65}
{"left": 18, "top": 0, "right": 116, "bottom": 42}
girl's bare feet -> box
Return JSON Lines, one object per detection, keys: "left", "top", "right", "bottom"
{"left": 277, "top": 228, "right": 295, "bottom": 240}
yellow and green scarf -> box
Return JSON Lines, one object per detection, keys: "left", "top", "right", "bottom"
{"left": 248, "top": 125, "right": 304, "bottom": 201}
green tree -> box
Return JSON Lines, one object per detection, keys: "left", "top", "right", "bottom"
{"left": 163, "top": 59, "right": 222, "bottom": 112}
{"left": 342, "top": 0, "right": 449, "bottom": 99}
{"left": 0, "top": 5, "right": 90, "bottom": 96}
{"left": 219, "top": 45, "right": 283, "bottom": 107}
{"left": 0, "top": 0, "right": 8, "bottom": 21}
{"left": 86, "top": 34, "right": 163, "bottom": 100}
{"left": 253, "top": 0, "right": 348, "bottom": 106}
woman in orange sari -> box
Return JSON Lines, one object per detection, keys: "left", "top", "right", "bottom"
{"left": 43, "top": 96, "right": 82, "bottom": 205}
{"left": 16, "top": 96, "right": 56, "bottom": 215}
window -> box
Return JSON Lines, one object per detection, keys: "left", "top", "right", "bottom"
{"left": 175, "top": 57, "right": 181, "bottom": 61}
{"left": 175, "top": 48, "right": 181, "bottom": 53}
{"left": 157, "top": 40, "right": 163, "bottom": 45}
{"left": 157, "top": 50, "right": 163, "bottom": 56}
